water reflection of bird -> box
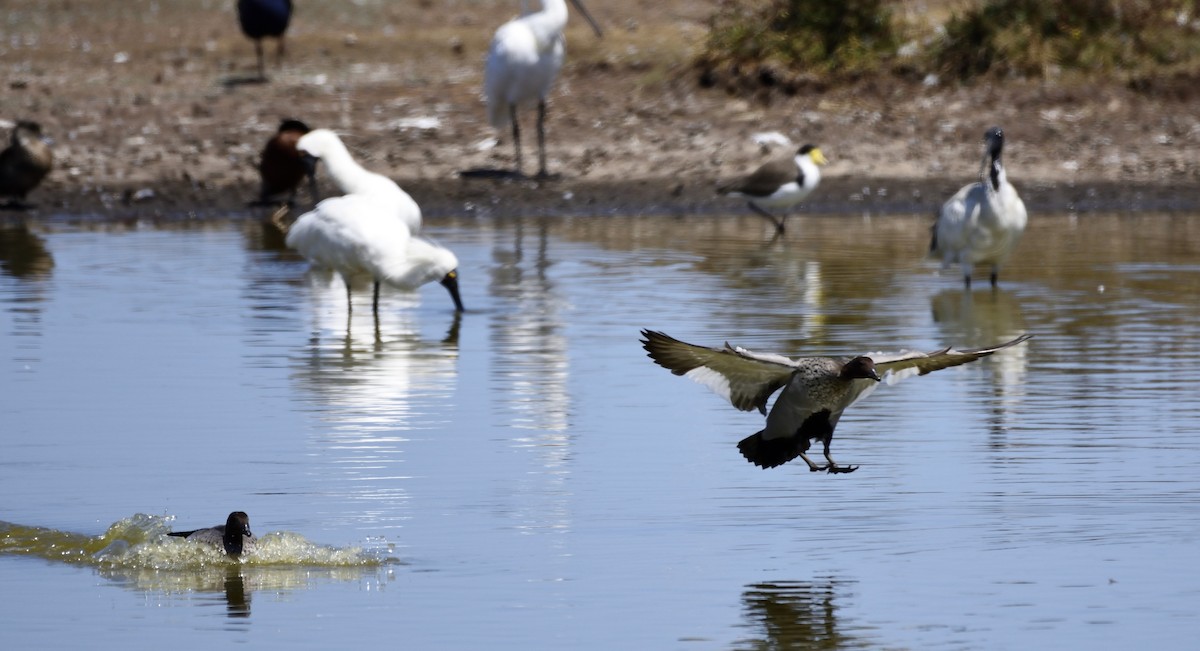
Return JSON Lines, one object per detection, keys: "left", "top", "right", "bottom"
{"left": 223, "top": 566, "right": 251, "bottom": 617}
{"left": 930, "top": 288, "right": 1031, "bottom": 443}
{"left": 718, "top": 145, "right": 828, "bottom": 235}
{"left": 0, "top": 121, "right": 54, "bottom": 209}
{"left": 738, "top": 580, "right": 867, "bottom": 650}
{"left": 0, "top": 224, "right": 54, "bottom": 278}
{"left": 489, "top": 218, "right": 571, "bottom": 434}
{"left": 254, "top": 118, "right": 317, "bottom": 207}
{"left": 167, "top": 511, "right": 257, "bottom": 559}
{"left": 640, "top": 329, "right": 1032, "bottom": 473}
{"left": 930, "top": 288, "right": 1028, "bottom": 349}
{"left": 291, "top": 284, "right": 461, "bottom": 528}
{"left": 931, "top": 127, "right": 1027, "bottom": 288}
{"left": 297, "top": 129, "right": 421, "bottom": 231}
{"left": 484, "top": 0, "right": 603, "bottom": 178}
{"left": 237, "top": 0, "right": 293, "bottom": 81}
{"left": 285, "top": 194, "right": 464, "bottom": 315}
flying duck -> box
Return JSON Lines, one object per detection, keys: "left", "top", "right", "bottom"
{"left": 0, "top": 121, "right": 54, "bottom": 208}
{"left": 931, "top": 127, "right": 1028, "bottom": 287}
{"left": 717, "top": 145, "right": 827, "bottom": 234}
{"left": 640, "top": 329, "right": 1032, "bottom": 473}
{"left": 168, "top": 511, "right": 257, "bottom": 558}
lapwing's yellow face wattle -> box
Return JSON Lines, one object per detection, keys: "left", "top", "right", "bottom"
{"left": 810, "top": 148, "right": 828, "bottom": 166}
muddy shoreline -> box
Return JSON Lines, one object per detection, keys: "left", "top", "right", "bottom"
{"left": 4, "top": 1, "right": 1200, "bottom": 223}
{"left": 5, "top": 175, "right": 1198, "bottom": 226}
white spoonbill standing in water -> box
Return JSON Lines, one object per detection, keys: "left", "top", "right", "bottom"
{"left": 284, "top": 193, "right": 464, "bottom": 315}
{"left": 295, "top": 129, "right": 422, "bottom": 232}
{"left": 930, "top": 126, "right": 1028, "bottom": 288}
{"left": 484, "top": 0, "right": 603, "bottom": 178}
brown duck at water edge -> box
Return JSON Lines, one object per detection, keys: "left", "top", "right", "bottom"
{"left": 168, "top": 511, "right": 257, "bottom": 559}
{"left": 0, "top": 121, "right": 54, "bottom": 209}
{"left": 254, "top": 118, "right": 317, "bottom": 207}
{"left": 640, "top": 330, "right": 1032, "bottom": 474}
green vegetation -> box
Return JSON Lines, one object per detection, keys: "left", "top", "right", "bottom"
{"left": 698, "top": 0, "right": 899, "bottom": 91}
{"left": 698, "top": 0, "right": 1200, "bottom": 93}
{"left": 934, "top": 0, "right": 1200, "bottom": 81}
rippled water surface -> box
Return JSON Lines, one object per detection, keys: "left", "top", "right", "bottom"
{"left": 2, "top": 211, "right": 1199, "bottom": 649}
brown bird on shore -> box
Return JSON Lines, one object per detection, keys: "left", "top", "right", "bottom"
{"left": 254, "top": 118, "right": 317, "bottom": 206}
{"left": 640, "top": 329, "right": 1032, "bottom": 473}
{"left": 0, "top": 121, "right": 54, "bottom": 209}
{"left": 717, "top": 145, "right": 827, "bottom": 234}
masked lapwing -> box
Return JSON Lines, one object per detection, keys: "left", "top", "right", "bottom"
{"left": 718, "top": 144, "right": 827, "bottom": 234}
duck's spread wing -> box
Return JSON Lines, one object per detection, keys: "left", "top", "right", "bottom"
{"left": 640, "top": 330, "right": 796, "bottom": 414}
{"left": 871, "top": 334, "right": 1033, "bottom": 384}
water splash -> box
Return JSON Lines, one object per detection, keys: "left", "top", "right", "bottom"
{"left": 1, "top": 514, "right": 399, "bottom": 570}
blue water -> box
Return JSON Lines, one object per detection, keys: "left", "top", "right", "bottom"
{"left": 2, "top": 212, "right": 1199, "bottom": 649}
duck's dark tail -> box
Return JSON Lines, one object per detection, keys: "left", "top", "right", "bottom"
{"left": 737, "top": 430, "right": 805, "bottom": 469}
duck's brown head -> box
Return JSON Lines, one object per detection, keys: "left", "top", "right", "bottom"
{"left": 840, "top": 356, "right": 881, "bottom": 382}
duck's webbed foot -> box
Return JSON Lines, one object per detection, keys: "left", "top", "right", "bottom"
{"left": 822, "top": 444, "right": 857, "bottom": 473}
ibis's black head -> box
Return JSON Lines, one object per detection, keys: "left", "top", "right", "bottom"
{"left": 440, "top": 270, "right": 465, "bottom": 313}
{"left": 840, "top": 356, "right": 881, "bottom": 382}
{"left": 984, "top": 127, "right": 1005, "bottom": 160}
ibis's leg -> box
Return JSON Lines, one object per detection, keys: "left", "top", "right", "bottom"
{"left": 509, "top": 104, "right": 522, "bottom": 175}
{"left": 536, "top": 100, "right": 548, "bottom": 178}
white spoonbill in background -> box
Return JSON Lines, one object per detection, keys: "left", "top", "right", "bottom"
{"left": 484, "top": 0, "right": 603, "bottom": 178}
{"left": 285, "top": 193, "right": 464, "bottom": 315}
{"left": 296, "top": 129, "right": 422, "bottom": 232}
